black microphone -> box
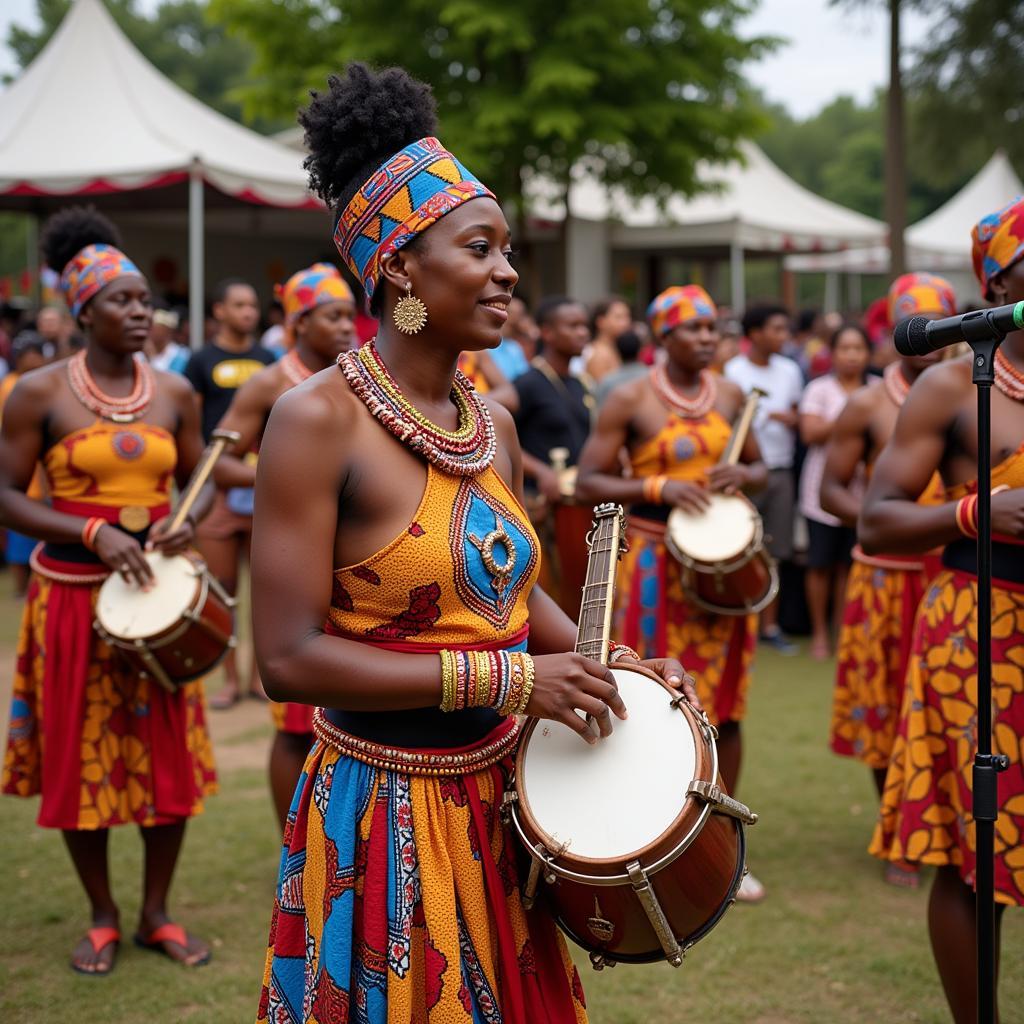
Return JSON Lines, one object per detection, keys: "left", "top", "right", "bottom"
{"left": 894, "top": 301, "right": 1024, "bottom": 356}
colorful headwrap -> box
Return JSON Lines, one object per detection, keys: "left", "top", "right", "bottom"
{"left": 971, "top": 196, "right": 1024, "bottom": 301}
{"left": 646, "top": 285, "right": 717, "bottom": 337}
{"left": 333, "top": 137, "right": 495, "bottom": 309}
{"left": 275, "top": 263, "right": 354, "bottom": 343}
{"left": 60, "top": 243, "right": 143, "bottom": 319}
{"left": 887, "top": 272, "right": 957, "bottom": 327}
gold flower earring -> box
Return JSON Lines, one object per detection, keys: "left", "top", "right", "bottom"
{"left": 393, "top": 282, "right": 428, "bottom": 334}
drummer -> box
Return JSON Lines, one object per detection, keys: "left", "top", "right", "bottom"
{"left": 0, "top": 207, "right": 216, "bottom": 974}
{"left": 211, "top": 262, "right": 357, "bottom": 831}
{"left": 576, "top": 284, "right": 768, "bottom": 902}
{"left": 819, "top": 272, "right": 953, "bottom": 887}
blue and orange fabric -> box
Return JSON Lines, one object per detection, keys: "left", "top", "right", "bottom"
{"left": 972, "top": 195, "right": 1024, "bottom": 300}
{"left": 334, "top": 137, "right": 495, "bottom": 310}
{"left": 831, "top": 454, "right": 945, "bottom": 769}
{"left": 646, "top": 285, "right": 716, "bottom": 338}
{"left": 275, "top": 263, "right": 355, "bottom": 347}
{"left": 257, "top": 463, "right": 587, "bottom": 1022}
{"left": 2, "top": 421, "right": 217, "bottom": 829}
{"left": 612, "top": 410, "right": 755, "bottom": 725}
{"left": 870, "top": 447, "right": 1024, "bottom": 905}
{"left": 887, "top": 272, "right": 957, "bottom": 327}
{"left": 60, "top": 243, "right": 143, "bottom": 318}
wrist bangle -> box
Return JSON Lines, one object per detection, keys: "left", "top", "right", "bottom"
{"left": 81, "top": 517, "right": 106, "bottom": 552}
{"left": 955, "top": 494, "right": 979, "bottom": 539}
{"left": 608, "top": 641, "right": 640, "bottom": 664}
{"left": 642, "top": 475, "right": 668, "bottom": 504}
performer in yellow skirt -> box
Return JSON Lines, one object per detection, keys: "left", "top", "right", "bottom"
{"left": 212, "top": 262, "right": 356, "bottom": 831}
{"left": 576, "top": 284, "right": 767, "bottom": 901}
{"left": 820, "top": 273, "right": 953, "bottom": 887}
{"left": 860, "top": 196, "right": 1024, "bottom": 1022}
{"left": 0, "top": 207, "right": 216, "bottom": 974}
{"left": 249, "top": 64, "right": 693, "bottom": 1022}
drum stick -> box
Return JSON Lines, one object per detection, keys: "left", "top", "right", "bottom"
{"left": 722, "top": 387, "right": 767, "bottom": 467}
{"left": 166, "top": 429, "right": 241, "bottom": 535}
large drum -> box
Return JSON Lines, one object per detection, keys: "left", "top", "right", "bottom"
{"left": 95, "top": 552, "right": 236, "bottom": 692}
{"left": 509, "top": 663, "right": 756, "bottom": 969}
{"left": 665, "top": 492, "right": 778, "bottom": 616}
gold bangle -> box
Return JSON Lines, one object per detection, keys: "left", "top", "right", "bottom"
{"left": 439, "top": 650, "right": 457, "bottom": 713}
{"left": 474, "top": 651, "right": 491, "bottom": 708}
{"left": 517, "top": 653, "right": 535, "bottom": 715}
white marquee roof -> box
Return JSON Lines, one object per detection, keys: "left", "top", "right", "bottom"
{"left": 528, "top": 140, "right": 887, "bottom": 253}
{"left": 0, "top": 0, "right": 315, "bottom": 207}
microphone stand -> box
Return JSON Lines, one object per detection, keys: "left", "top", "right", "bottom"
{"left": 961, "top": 317, "right": 1012, "bottom": 1024}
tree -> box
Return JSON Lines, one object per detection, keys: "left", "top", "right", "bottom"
{"left": 4, "top": 0, "right": 287, "bottom": 133}
{"left": 207, "top": 0, "right": 774, "bottom": 218}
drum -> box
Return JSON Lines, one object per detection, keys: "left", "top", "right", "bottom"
{"left": 665, "top": 492, "right": 779, "bottom": 615}
{"left": 95, "top": 552, "right": 236, "bottom": 692}
{"left": 509, "top": 664, "right": 756, "bottom": 969}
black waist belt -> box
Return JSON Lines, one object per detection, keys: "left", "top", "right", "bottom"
{"left": 629, "top": 502, "right": 670, "bottom": 524}
{"left": 942, "top": 537, "right": 1024, "bottom": 586}
{"left": 322, "top": 706, "right": 502, "bottom": 750}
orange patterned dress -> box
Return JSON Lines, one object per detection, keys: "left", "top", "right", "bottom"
{"left": 2, "top": 421, "right": 217, "bottom": 829}
{"left": 830, "top": 470, "right": 945, "bottom": 769}
{"left": 870, "top": 446, "right": 1024, "bottom": 905}
{"left": 613, "top": 409, "right": 756, "bottom": 725}
{"left": 257, "top": 463, "right": 587, "bottom": 1023}
{"left": 458, "top": 351, "right": 490, "bottom": 394}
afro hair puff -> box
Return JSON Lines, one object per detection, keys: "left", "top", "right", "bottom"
{"left": 40, "top": 205, "right": 122, "bottom": 276}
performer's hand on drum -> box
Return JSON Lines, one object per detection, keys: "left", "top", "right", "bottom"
{"left": 146, "top": 514, "right": 195, "bottom": 557}
{"left": 94, "top": 526, "right": 154, "bottom": 589}
{"left": 705, "top": 464, "right": 749, "bottom": 496}
{"left": 638, "top": 658, "right": 702, "bottom": 710}
{"left": 527, "top": 653, "right": 627, "bottom": 745}
{"left": 662, "top": 479, "right": 712, "bottom": 513}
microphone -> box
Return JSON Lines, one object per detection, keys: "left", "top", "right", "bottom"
{"left": 894, "top": 301, "right": 1024, "bottom": 356}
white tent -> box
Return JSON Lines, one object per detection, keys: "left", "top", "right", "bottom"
{"left": 0, "top": 0, "right": 318, "bottom": 343}
{"left": 527, "top": 142, "right": 887, "bottom": 307}
{"left": 784, "top": 151, "right": 1023, "bottom": 281}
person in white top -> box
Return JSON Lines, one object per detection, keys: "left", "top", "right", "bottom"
{"left": 725, "top": 304, "right": 803, "bottom": 653}
{"left": 798, "top": 324, "right": 871, "bottom": 659}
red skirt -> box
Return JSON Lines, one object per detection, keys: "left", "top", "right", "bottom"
{"left": 270, "top": 700, "right": 315, "bottom": 735}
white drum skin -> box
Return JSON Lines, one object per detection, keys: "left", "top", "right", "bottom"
{"left": 667, "top": 492, "right": 756, "bottom": 562}
{"left": 96, "top": 553, "right": 201, "bottom": 638}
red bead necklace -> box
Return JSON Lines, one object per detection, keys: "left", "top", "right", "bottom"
{"left": 67, "top": 349, "right": 154, "bottom": 422}
{"left": 883, "top": 362, "right": 911, "bottom": 407}
{"left": 281, "top": 348, "right": 315, "bottom": 387}
{"left": 650, "top": 363, "right": 717, "bottom": 419}
{"left": 994, "top": 348, "right": 1024, "bottom": 401}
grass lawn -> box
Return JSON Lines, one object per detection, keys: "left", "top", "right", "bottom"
{"left": 0, "top": 579, "right": 1020, "bottom": 1023}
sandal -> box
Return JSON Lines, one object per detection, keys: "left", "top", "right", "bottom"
{"left": 70, "top": 926, "right": 120, "bottom": 976}
{"left": 133, "top": 922, "right": 211, "bottom": 967}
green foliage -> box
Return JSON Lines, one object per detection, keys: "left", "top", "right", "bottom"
{"left": 207, "top": 0, "right": 775, "bottom": 212}
{"left": 3, "top": 0, "right": 288, "bottom": 134}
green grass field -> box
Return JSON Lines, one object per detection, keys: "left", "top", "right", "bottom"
{"left": 0, "top": 580, "right": 1020, "bottom": 1023}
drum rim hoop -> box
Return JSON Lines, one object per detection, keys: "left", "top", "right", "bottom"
{"left": 664, "top": 497, "right": 764, "bottom": 566}
{"left": 512, "top": 664, "right": 719, "bottom": 879}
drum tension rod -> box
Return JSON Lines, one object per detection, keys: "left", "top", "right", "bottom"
{"left": 522, "top": 839, "right": 570, "bottom": 910}
{"left": 687, "top": 780, "right": 759, "bottom": 825}
{"left": 626, "top": 860, "right": 683, "bottom": 968}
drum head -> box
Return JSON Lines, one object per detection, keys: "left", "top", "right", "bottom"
{"left": 518, "top": 668, "right": 696, "bottom": 861}
{"left": 669, "top": 493, "right": 756, "bottom": 562}
{"left": 96, "top": 554, "right": 200, "bottom": 639}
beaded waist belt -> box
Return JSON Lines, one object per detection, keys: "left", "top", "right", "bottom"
{"left": 311, "top": 707, "right": 522, "bottom": 776}
{"left": 30, "top": 544, "right": 110, "bottom": 585}
{"left": 851, "top": 545, "right": 926, "bottom": 572}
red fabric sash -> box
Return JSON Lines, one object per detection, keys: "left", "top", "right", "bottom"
{"left": 322, "top": 621, "right": 530, "bottom": 655}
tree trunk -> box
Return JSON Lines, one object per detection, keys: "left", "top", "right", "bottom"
{"left": 885, "top": 0, "right": 907, "bottom": 277}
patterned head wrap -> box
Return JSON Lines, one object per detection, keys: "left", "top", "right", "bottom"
{"left": 971, "top": 196, "right": 1024, "bottom": 301}
{"left": 275, "top": 263, "right": 354, "bottom": 344}
{"left": 646, "top": 285, "right": 717, "bottom": 337}
{"left": 60, "top": 244, "right": 143, "bottom": 319}
{"left": 333, "top": 137, "right": 495, "bottom": 310}
{"left": 887, "top": 272, "right": 957, "bottom": 327}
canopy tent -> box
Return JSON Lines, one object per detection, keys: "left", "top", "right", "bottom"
{"left": 783, "top": 151, "right": 1023, "bottom": 285}
{"left": 0, "top": 0, "right": 319, "bottom": 344}
{"left": 526, "top": 142, "right": 887, "bottom": 307}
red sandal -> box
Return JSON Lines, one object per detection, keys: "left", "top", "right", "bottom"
{"left": 70, "top": 926, "right": 120, "bottom": 976}
{"left": 133, "top": 922, "right": 211, "bottom": 967}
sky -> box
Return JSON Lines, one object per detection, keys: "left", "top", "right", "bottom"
{"left": 0, "top": 0, "right": 942, "bottom": 120}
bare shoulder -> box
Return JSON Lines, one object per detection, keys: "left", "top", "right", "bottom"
{"left": 843, "top": 377, "right": 882, "bottom": 417}
{"left": 2, "top": 359, "right": 65, "bottom": 419}
{"left": 484, "top": 395, "right": 517, "bottom": 449}
{"left": 265, "top": 367, "right": 359, "bottom": 445}
{"left": 154, "top": 367, "right": 193, "bottom": 401}
{"left": 603, "top": 372, "right": 649, "bottom": 420}
{"left": 913, "top": 354, "right": 973, "bottom": 401}
{"left": 716, "top": 376, "right": 744, "bottom": 404}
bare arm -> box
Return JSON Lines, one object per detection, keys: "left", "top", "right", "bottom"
{"left": 820, "top": 387, "right": 872, "bottom": 527}
{"left": 211, "top": 373, "right": 277, "bottom": 490}
{"left": 799, "top": 412, "right": 833, "bottom": 447}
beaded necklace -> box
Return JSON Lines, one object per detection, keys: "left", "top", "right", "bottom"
{"left": 281, "top": 348, "right": 315, "bottom": 387}
{"left": 67, "top": 349, "right": 154, "bottom": 423}
{"left": 994, "top": 349, "right": 1024, "bottom": 402}
{"left": 650, "top": 363, "right": 717, "bottom": 419}
{"left": 337, "top": 340, "right": 496, "bottom": 475}
{"left": 883, "top": 362, "right": 911, "bottom": 407}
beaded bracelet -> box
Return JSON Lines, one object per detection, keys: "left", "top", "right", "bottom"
{"left": 81, "top": 517, "right": 106, "bottom": 552}
{"left": 608, "top": 641, "right": 641, "bottom": 664}
{"left": 438, "top": 649, "right": 535, "bottom": 716}
{"left": 642, "top": 474, "right": 668, "bottom": 504}
{"left": 955, "top": 494, "right": 979, "bottom": 539}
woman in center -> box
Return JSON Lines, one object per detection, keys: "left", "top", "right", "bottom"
{"left": 252, "top": 65, "right": 693, "bottom": 1023}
